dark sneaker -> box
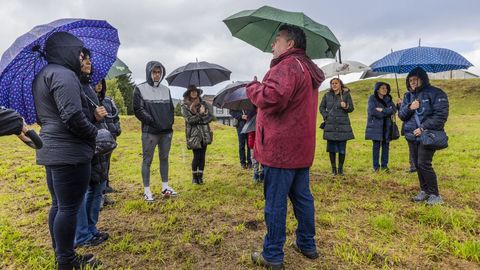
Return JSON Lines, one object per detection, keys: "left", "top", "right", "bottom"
{"left": 103, "top": 195, "right": 115, "bottom": 206}
{"left": 426, "top": 195, "right": 444, "bottom": 205}
{"left": 406, "top": 168, "right": 417, "bottom": 173}
{"left": 292, "top": 242, "right": 319, "bottom": 259}
{"left": 94, "top": 231, "right": 109, "bottom": 241}
{"left": 57, "top": 253, "right": 101, "bottom": 270}
{"left": 251, "top": 251, "right": 283, "bottom": 270}
{"left": 331, "top": 168, "right": 337, "bottom": 176}
{"left": 411, "top": 191, "right": 428, "bottom": 202}
{"left": 104, "top": 186, "right": 115, "bottom": 193}
{"left": 78, "top": 233, "right": 108, "bottom": 247}
{"left": 337, "top": 168, "right": 344, "bottom": 176}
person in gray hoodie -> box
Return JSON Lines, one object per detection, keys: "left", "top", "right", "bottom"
{"left": 133, "top": 61, "right": 176, "bottom": 201}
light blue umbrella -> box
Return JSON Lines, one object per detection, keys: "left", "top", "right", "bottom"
{"left": 371, "top": 46, "right": 473, "bottom": 74}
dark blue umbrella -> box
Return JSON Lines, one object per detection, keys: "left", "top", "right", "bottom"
{"left": 0, "top": 18, "right": 120, "bottom": 124}
{"left": 166, "top": 60, "right": 231, "bottom": 88}
{"left": 222, "top": 86, "right": 254, "bottom": 110}
{"left": 371, "top": 46, "right": 473, "bottom": 74}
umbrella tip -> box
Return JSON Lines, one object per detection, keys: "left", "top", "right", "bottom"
{"left": 418, "top": 38, "right": 421, "bottom": 47}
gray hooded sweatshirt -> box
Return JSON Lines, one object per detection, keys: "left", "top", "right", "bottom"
{"left": 133, "top": 61, "right": 174, "bottom": 134}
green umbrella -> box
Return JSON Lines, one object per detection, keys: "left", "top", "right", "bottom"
{"left": 223, "top": 5, "right": 340, "bottom": 59}
{"left": 106, "top": 57, "right": 132, "bottom": 79}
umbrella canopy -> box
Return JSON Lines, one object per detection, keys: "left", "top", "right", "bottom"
{"left": 222, "top": 86, "right": 254, "bottom": 111}
{"left": 359, "top": 70, "right": 390, "bottom": 79}
{"left": 241, "top": 114, "right": 256, "bottom": 134}
{"left": 106, "top": 57, "right": 131, "bottom": 79}
{"left": 0, "top": 18, "right": 120, "bottom": 124}
{"left": 166, "top": 61, "right": 231, "bottom": 87}
{"left": 321, "top": 60, "right": 371, "bottom": 78}
{"left": 213, "top": 81, "right": 248, "bottom": 108}
{"left": 370, "top": 46, "right": 473, "bottom": 74}
{"left": 223, "top": 5, "right": 340, "bottom": 59}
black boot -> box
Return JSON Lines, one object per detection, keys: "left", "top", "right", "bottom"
{"left": 192, "top": 171, "right": 199, "bottom": 184}
{"left": 329, "top": 152, "right": 337, "bottom": 176}
{"left": 338, "top": 154, "right": 345, "bottom": 175}
{"left": 331, "top": 167, "right": 337, "bottom": 176}
{"left": 197, "top": 170, "right": 204, "bottom": 185}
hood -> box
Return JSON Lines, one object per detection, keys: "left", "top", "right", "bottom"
{"left": 145, "top": 61, "right": 166, "bottom": 86}
{"left": 406, "top": 67, "right": 430, "bottom": 92}
{"left": 271, "top": 48, "right": 325, "bottom": 89}
{"left": 45, "top": 32, "right": 84, "bottom": 75}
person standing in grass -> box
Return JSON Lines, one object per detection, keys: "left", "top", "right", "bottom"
{"left": 133, "top": 61, "right": 176, "bottom": 201}
{"left": 32, "top": 32, "right": 102, "bottom": 269}
{"left": 230, "top": 109, "right": 253, "bottom": 169}
{"left": 247, "top": 24, "right": 325, "bottom": 269}
{"left": 365, "top": 82, "right": 397, "bottom": 172}
{"left": 181, "top": 85, "right": 214, "bottom": 184}
{"left": 398, "top": 67, "right": 449, "bottom": 205}
{"left": 319, "top": 78, "right": 355, "bottom": 175}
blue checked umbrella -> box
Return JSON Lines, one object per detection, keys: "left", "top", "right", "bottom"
{"left": 0, "top": 18, "right": 120, "bottom": 124}
{"left": 370, "top": 46, "right": 473, "bottom": 74}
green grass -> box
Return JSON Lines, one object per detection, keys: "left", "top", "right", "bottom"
{"left": 0, "top": 78, "right": 479, "bottom": 269}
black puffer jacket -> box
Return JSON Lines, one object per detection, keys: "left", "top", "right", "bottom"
{"left": 319, "top": 89, "right": 355, "bottom": 141}
{"left": 181, "top": 97, "right": 214, "bottom": 150}
{"left": 0, "top": 107, "right": 23, "bottom": 136}
{"left": 398, "top": 67, "right": 449, "bottom": 142}
{"left": 32, "top": 32, "right": 97, "bottom": 165}
{"left": 96, "top": 80, "right": 121, "bottom": 138}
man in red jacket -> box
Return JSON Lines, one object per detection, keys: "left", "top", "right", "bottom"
{"left": 247, "top": 24, "right": 325, "bottom": 269}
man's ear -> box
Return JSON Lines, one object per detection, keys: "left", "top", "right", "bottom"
{"left": 288, "top": 39, "right": 295, "bottom": 49}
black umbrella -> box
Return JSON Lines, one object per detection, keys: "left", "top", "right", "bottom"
{"left": 213, "top": 81, "right": 248, "bottom": 108}
{"left": 222, "top": 86, "right": 254, "bottom": 110}
{"left": 166, "top": 60, "right": 231, "bottom": 87}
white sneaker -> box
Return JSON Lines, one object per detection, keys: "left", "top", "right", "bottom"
{"left": 161, "top": 187, "right": 178, "bottom": 198}
{"left": 144, "top": 192, "right": 155, "bottom": 202}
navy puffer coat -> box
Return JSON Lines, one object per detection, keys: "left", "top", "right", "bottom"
{"left": 365, "top": 82, "right": 397, "bottom": 141}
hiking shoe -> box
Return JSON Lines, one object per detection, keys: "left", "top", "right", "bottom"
{"left": 411, "top": 191, "right": 428, "bottom": 202}
{"left": 292, "top": 242, "right": 319, "bottom": 259}
{"left": 58, "top": 253, "right": 101, "bottom": 270}
{"left": 103, "top": 195, "right": 115, "bottom": 206}
{"left": 251, "top": 251, "right": 283, "bottom": 270}
{"left": 144, "top": 193, "right": 155, "bottom": 202}
{"left": 94, "top": 231, "right": 109, "bottom": 241}
{"left": 162, "top": 188, "right": 178, "bottom": 198}
{"left": 426, "top": 194, "right": 444, "bottom": 205}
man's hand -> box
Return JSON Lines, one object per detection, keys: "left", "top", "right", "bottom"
{"left": 413, "top": 128, "right": 423, "bottom": 137}
{"left": 410, "top": 99, "right": 420, "bottom": 110}
{"left": 94, "top": 106, "right": 108, "bottom": 121}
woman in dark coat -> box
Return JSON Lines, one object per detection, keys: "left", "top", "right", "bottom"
{"left": 365, "top": 82, "right": 397, "bottom": 171}
{"left": 319, "top": 78, "right": 354, "bottom": 175}
{"left": 181, "top": 85, "right": 213, "bottom": 184}
{"left": 32, "top": 32, "right": 101, "bottom": 269}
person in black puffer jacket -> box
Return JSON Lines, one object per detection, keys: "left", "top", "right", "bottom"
{"left": 398, "top": 67, "right": 449, "bottom": 205}
{"left": 365, "top": 82, "right": 397, "bottom": 171}
{"left": 32, "top": 32, "right": 101, "bottom": 269}
{"left": 319, "top": 78, "right": 355, "bottom": 176}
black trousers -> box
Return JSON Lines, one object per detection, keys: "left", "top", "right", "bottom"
{"left": 192, "top": 145, "right": 207, "bottom": 171}
{"left": 409, "top": 141, "right": 439, "bottom": 195}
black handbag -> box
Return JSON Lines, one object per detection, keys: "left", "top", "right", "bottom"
{"left": 390, "top": 114, "right": 400, "bottom": 140}
{"left": 414, "top": 114, "right": 448, "bottom": 150}
{"left": 95, "top": 127, "right": 117, "bottom": 155}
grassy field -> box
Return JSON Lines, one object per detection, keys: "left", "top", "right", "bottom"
{"left": 1, "top": 78, "right": 479, "bottom": 269}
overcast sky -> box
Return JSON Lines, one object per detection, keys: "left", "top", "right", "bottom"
{"left": 1, "top": 0, "right": 479, "bottom": 98}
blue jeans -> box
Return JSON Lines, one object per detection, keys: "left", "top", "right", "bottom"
{"left": 372, "top": 140, "right": 389, "bottom": 170}
{"left": 46, "top": 163, "right": 90, "bottom": 264}
{"left": 262, "top": 166, "right": 316, "bottom": 263}
{"left": 75, "top": 180, "right": 106, "bottom": 246}
{"left": 236, "top": 127, "right": 251, "bottom": 165}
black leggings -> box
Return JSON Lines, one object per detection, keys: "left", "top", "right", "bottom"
{"left": 329, "top": 152, "right": 345, "bottom": 169}
{"left": 192, "top": 145, "right": 207, "bottom": 171}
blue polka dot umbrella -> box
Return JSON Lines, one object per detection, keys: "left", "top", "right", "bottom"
{"left": 370, "top": 46, "right": 473, "bottom": 74}
{"left": 0, "top": 18, "right": 120, "bottom": 124}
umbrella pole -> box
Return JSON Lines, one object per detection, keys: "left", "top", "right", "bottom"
{"left": 394, "top": 73, "right": 400, "bottom": 98}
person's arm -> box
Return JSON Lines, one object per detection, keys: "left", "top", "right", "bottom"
{"left": 382, "top": 100, "right": 397, "bottom": 116}
{"left": 319, "top": 94, "right": 328, "bottom": 120}
{"left": 133, "top": 87, "right": 155, "bottom": 126}
{"left": 181, "top": 104, "right": 203, "bottom": 125}
{"left": 398, "top": 93, "right": 415, "bottom": 121}
{"left": 420, "top": 91, "right": 449, "bottom": 130}
{"left": 343, "top": 92, "right": 354, "bottom": 113}
{"left": 51, "top": 74, "right": 97, "bottom": 140}
{"left": 0, "top": 107, "right": 24, "bottom": 136}
{"left": 246, "top": 61, "right": 298, "bottom": 114}
{"left": 367, "top": 95, "right": 384, "bottom": 118}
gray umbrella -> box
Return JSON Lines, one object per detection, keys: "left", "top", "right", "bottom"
{"left": 166, "top": 60, "right": 231, "bottom": 87}
{"left": 241, "top": 114, "right": 256, "bottom": 134}
{"left": 105, "top": 58, "right": 132, "bottom": 80}
{"left": 359, "top": 70, "right": 390, "bottom": 79}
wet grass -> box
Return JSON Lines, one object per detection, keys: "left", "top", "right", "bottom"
{"left": 0, "top": 78, "right": 479, "bottom": 269}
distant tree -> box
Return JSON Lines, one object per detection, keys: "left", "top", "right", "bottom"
{"left": 106, "top": 78, "right": 127, "bottom": 114}
{"left": 175, "top": 102, "right": 183, "bottom": 116}
{"left": 117, "top": 74, "right": 135, "bottom": 115}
